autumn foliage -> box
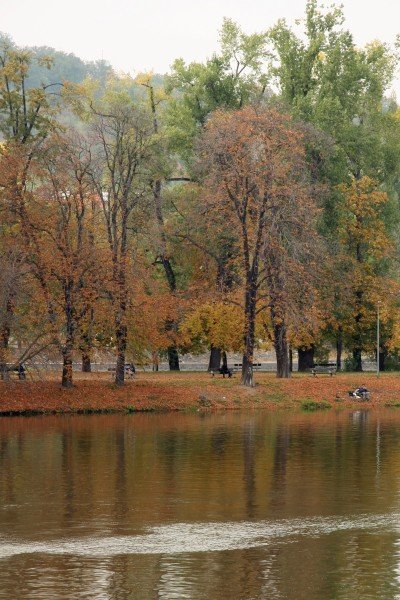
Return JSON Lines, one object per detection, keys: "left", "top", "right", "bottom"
{"left": 1, "top": 2, "right": 400, "bottom": 399}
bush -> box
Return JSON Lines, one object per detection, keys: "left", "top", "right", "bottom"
{"left": 301, "top": 400, "right": 331, "bottom": 411}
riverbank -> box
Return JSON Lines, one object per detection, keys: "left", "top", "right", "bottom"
{"left": 1, "top": 371, "right": 400, "bottom": 416}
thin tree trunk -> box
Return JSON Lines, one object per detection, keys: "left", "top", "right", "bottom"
{"left": 152, "top": 351, "right": 159, "bottom": 372}
{"left": 352, "top": 348, "right": 363, "bottom": 372}
{"left": 114, "top": 205, "right": 128, "bottom": 386}
{"left": 0, "top": 324, "right": 10, "bottom": 381}
{"left": 62, "top": 347, "right": 74, "bottom": 388}
{"left": 154, "top": 186, "right": 180, "bottom": 371}
{"left": 336, "top": 327, "right": 342, "bottom": 372}
{"left": 0, "top": 296, "right": 13, "bottom": 381}
{"left": 274, "top": 322, "right": 290, "bottom": 378}
{"left": 80, "top": 307, "right": 94, "bottom": 372}
{"left": 352, "top": 289, "right": 363, "bottom": 372}
{"left": 115, "top": 263, "right": 127, "bottom": 384}
{"left": 149, "top": 83, "right": 180, "bottom": 372}
{"left": 61, "top": 283, "right": 75, "bottom": 388}
{"left": 115, "top": 323, "right": 127, "bottom": 385}
{"left": 82, "top": 353, "right": 91, "bottom": 373}
{"left": 242, "top": 285, "right": 256, "bottom": 387}
{"left": 289, "top": 345, "right": 293, "bottom": 373}
{"left": 378, "top": 345, "right": 387, "bottom": 372}
{"left": 208, "top": 346, "right": 222, "bottom": 371}
{"left": 222, "top": 351, "right": 228, "bottom": 370}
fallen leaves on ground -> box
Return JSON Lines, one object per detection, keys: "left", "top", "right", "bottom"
{"left": 0, "top": 371, "right": 399, "bottom": 415}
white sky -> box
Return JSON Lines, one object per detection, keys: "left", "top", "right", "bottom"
{"left": 1, "top": 0, "right": 400, "bottom": 81}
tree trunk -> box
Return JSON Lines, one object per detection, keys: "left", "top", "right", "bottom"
{"left": 0, "top": 323, "right": 10, "bottom": 382}
{"left": 61, "top": 350, "right": 74, "bottom": 388}
{"left": 378, "top": 346, "right": 387, "bottom": 372}
{"left": 114, "top": 225, "right": 128, "bottom": 386}
{"left": 274, "top": 322, "right": 290, "bottom": 378}
{"left": 153, "top": 173, "right": 180, "bottom": 372}
{"left": 61, "top": 283, "right": 75, "bottom": 388}
{"left": 352, "top": 290, "right": 363, "bottom": 372}
{"left": 152, "top": 351, "right": 159, "bottom": 372}
{"left": 336, "top": 328, "right": 343, "bottom": 372}
{"left": 167, "top": 346, "right": 179, "bottom": 371}
{"left": 289, "top": 346, "right": 293, "bottom": 373}
{"left": 82, "top": 353, "right": 91, "bottom": 373}
{"left": 115, "top": 322, "right": 127, "bottom": 386}
{"left": 242, "top": 353, "right": 254, "bottom": 387}
{"left": 208, "top": 346, "right": 221, "bottom": 371}
{"left": 80, "top": 307, "right": 94, "bottom": 373}
{"left": 222, "top": 351, "right": 228, "bottom": 370}
{"left": 0, "top": 296, "right": 13, "bottom": 381}
{"left": 242, "top": 285, "right": 256, "bottom": 387}
{"left": 352, "top": 348, "right": 363, "bottom": 372}
{"left": 298, "top": 346, "right": 315, "bottom": 372}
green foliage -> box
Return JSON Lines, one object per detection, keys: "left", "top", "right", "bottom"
{"left": 269, "top": 0, "right": 399, "bottom": 184}
{"left": 0, "top": 32, "right": 114, "bottom": 91}
{"left": 0, "top": 38, "right": 60, "bottom": 142}
{"left": 165, "top": 18, "right": 270, "bottom": 161}
{"left": 301, "top": 400, "right": 331, "bottom": 411}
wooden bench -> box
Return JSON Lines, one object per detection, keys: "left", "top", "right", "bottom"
{"left": 233, "top": 363, "right": 262, "bottom": 372}
{"left": 2, "top": 364, "right": 27, "bottom": 380}
{"left": 311, "top": 363, "right": 337, "bottom": 377}
{"left": 107, "top": 365, "right": 136, "bottom": 379}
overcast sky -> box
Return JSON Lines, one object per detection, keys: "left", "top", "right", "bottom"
{"left": 2, "top": 0, "right": 400, "bottom": 81}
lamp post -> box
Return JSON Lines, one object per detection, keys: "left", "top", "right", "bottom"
{"left": 377, "top": 301, "right": 381, "bottom": 377}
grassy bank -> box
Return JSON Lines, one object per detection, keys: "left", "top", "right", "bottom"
{"left": 1, "top": 371, "right": 400, "bottom": 416}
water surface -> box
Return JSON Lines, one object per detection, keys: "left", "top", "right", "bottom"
{"left": 1, "top": 409, "right": 400, "bottom": 599}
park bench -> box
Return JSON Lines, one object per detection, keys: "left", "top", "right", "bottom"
{"left": 233, "top": 363, "right": 262, "bottom": 372}
{"left": 1, "top": 363, "right": 27, "bottom": 380}
{"left": 107, "top": 364, "right": 136, "bottom": 379}
{"left": 310, "top": 363, "right": 337, "bottom": 377}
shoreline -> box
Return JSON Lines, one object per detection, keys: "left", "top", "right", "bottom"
{"left": 1, "top": 371, "right": 400, "bottom": 417}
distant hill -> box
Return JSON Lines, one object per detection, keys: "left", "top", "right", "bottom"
{"left": 0, "top": 33, "right": 165, "bottom": 92}
{"left": 0, "top": 33, "right": 115, "bottom": 89}
{"left": 27, "top": 46, "right": 114, "bottom": 89}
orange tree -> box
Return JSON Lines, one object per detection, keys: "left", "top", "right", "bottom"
{"left": 198, "top": 105, "right": 319, "bottom": 384}
{"left": 2, "top": 132, "right": 103, "bottom": 387}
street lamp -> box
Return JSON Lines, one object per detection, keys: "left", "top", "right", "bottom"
{"left": 377, "top": 301, "right": 381, "bottom": 377}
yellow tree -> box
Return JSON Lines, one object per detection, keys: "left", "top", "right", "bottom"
{"left": 336, "top": 176, "right": 396, "bottom": 371}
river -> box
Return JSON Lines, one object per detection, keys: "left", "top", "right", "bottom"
{"left": 1, "top": 409, "right": 400, "bottom": 599}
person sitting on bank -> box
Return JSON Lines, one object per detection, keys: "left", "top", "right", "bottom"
{"left": 124, "top": 363, "right": 136, "bottom": 378}
{"left": 349, "top": 384, "right": 370, "bottom": 400}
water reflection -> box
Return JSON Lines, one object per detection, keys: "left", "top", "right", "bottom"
{"left": 1, "top": 410, "right": 400, "bottom": 598}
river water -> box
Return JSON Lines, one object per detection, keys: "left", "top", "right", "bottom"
{"left": 1, "top": 410, "right": 400, "bottom": 599}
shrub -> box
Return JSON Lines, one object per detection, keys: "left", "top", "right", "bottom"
{"left": 301, "top": 400, "right": 331, "bottom": 411}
